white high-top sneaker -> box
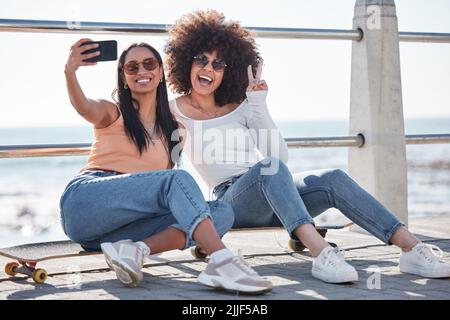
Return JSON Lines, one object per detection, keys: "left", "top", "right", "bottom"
{"left": 399, "top": 243, "right": 450, "bottom": 278}
{"left": 101, "top": 239, "right": 150, "bottom": 287}
{"left": 312, "top": 246, "right": 359, "bottom": 283}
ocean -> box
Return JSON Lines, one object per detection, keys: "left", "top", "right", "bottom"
{"left": 0, "top": 118, "right": 449, "bottom": 247}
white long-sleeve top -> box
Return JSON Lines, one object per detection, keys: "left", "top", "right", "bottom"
{"left": 169, "top": 91, "right": 289, "bottom": 189}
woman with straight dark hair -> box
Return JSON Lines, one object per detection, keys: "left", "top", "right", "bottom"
{"left": 59, "top": 38, "right": 272, "bottom": 294}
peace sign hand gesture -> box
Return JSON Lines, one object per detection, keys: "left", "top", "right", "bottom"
{"left": 247, "top": 60, "right": 268, "bottom": 91}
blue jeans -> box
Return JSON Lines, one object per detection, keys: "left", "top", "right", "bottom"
{"left": 60, "top": 169, "right": 234, "bottom": 251}
{"left": 213, "top": 157, "right": 403, "bottom": 244}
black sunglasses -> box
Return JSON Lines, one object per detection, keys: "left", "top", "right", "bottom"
{"left": 193, "top": 54, "right": 227, "bottom": 71}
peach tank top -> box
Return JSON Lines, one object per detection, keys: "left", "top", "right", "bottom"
{"left": 81, "top": 113, "right": 171, "bottom": 174}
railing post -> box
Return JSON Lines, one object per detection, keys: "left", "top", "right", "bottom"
{"left": 348, "top": 0, "right": 408, "bottom": 227}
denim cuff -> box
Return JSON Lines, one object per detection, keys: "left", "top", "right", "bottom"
{"left": 287, "top": 217, "right": 316, "bottom": 240}
{"left": 171, "top": 212, "right": 212, "bottom": 249}
{"left": 384, "top": 221, "right": 405, "bottom": 245}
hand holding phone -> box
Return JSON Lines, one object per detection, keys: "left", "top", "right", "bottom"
{"left": 80, "top": 40, "right": 118, "bottom": 63}
{"left": 65, "top": 38, "right": 99, "bottom": 73}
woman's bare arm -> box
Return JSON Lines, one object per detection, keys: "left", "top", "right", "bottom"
{"left": 64, "top": 38, "right": 118, "bottom": 128}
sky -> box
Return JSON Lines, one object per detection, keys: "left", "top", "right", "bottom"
{"left": 0, "top": 0, "right": 449, "bottom": 128}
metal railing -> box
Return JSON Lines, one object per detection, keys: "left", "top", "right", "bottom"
{"left": 0, "top": 19, "right": 449, "bottom": 160}
{"left": 1, "top": 133, "right": 450, "bottom": 159}
{"left": 1, "top": 19, "right": 450, "bottom": 43}
{"left": 0, "top": 19, "right": 361, "bottom": 40}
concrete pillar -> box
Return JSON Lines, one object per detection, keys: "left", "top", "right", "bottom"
{"left": 348, "top": 0, "right": 408, "bottom": 227}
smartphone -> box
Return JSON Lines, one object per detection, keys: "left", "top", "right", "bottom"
{"left": 81, "top": 40, "right": 117, "bottom": 62}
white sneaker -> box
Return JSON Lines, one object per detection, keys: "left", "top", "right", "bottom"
{"left": 312, "top": 246, "right": 359, "bottom": 283}
{"left": 100, "top": 239, "right": 150, "bottom": 287}
{"left": 399, "top": 243, "right": 450, "bottom": 278}
{"left": 197, "top": 253, "right": 272, "bottom": 294}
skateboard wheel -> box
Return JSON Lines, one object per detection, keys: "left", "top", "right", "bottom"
{"left": 190, "top": 246, "right": 208, "bottom": 259}
{"left": 5, "top": 262, "right": 19, "bottom": 276}
{"left": 288, "top": 239, "right": 306, "bottom": 252}
{"left": 32, "top": 269, "right": 48, "bottom": 284}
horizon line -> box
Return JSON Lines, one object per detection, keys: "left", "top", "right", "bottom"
{"left": 1, "top": 116, "right": 450, "bottom": 129}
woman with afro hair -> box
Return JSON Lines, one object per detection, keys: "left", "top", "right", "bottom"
{"left": 165, "top": 10, "right": 450, "bottom": 285}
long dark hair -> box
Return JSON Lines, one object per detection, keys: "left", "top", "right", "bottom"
{"left": 113, "top": 43, "right": 180, "bottom": 166}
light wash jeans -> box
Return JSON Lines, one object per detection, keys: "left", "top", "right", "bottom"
{"left": 60, "top": 169, "right": 234, "bottom": 251}
{"left": 213, "top": 157, "right": 404, "bottom": 244}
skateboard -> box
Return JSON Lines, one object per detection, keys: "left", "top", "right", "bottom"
{"left": 0, "top": 241, "right": 100, "bottom": 283}
{"left": 190, "top": 223, "right": 354, "bottom": 259}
